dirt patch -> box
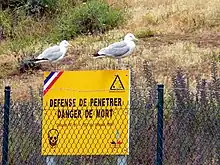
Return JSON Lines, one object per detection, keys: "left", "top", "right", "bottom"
{"left": 142, "top": 32, "right": 220, "bottom": 48}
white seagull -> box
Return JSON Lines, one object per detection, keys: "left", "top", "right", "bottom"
{"left": 93, "top": 33, "right": 138, "bottom": 65}
{"left": 32, "top": 40, "right": 71, "bottom": 64}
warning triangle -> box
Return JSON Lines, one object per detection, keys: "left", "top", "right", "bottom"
{"left": 110, "top": 75, "right": 125, "bottom": 90}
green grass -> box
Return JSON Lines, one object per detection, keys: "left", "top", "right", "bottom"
{"left": 0, "top": 0, "right": 125, "bottom": 56}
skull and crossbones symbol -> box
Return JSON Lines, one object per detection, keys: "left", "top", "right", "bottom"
{"left": 48, "top": 129, "right": 59, "bottom": 147}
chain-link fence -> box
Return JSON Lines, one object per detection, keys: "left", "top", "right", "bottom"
{"left": 163, "top": 84, "right": 219, "bottom": 164}
{"left": 1, "top": 86, "right": 158, "bottom": 165}
{"left": 1, "top": 79, "right": 219, "bottom": 165}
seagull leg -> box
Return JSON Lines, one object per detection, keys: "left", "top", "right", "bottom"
{"left": 49, "top": 63, "right": 54, "bottom": 71}
{"left": 51, "top": 62, "right": 57, "bottom": 72}
{"left": 118, "top": 58, "right": 125, "bottom": 70}
{"left": 117, "top": 59, "right": 122, "bottom": 69}
{"left": 108, "top": 58, "right": 111, "bottom": 69}
{"left": 55, "top": 63, "right": 58, "bottom": 72}
{"left": 126, "top": 60, "right": 130, "bottom": 69}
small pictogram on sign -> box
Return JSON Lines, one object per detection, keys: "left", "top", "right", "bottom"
{"left": 48, "top": 129, "right": 59, "bottom": 147}
{"left": 110, "top": 75, "right": 125, "bottom": 91}
{"left": 110, "top": 130, "right": 122, "bottom": 147}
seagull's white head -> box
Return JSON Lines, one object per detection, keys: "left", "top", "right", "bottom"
{"left": 124, "top": 33, "right": 138, "bottom": 41}
{"left": 59, "top": 40, "right": 72, "bottom": 48}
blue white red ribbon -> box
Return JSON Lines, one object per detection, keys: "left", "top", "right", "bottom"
{"left": 43, "top": 71, "right": 63, "bottom": 95}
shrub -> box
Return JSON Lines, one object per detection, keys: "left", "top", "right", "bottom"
{"left": 134, "top": 28, "right": 155, "bottom": 38}
{"left": 1, "top": 0, "right": 26, "bottom": 10}
{"left": 73, "top": 0, "right": 124, "bottom": 34}
{"left": 1, "top": 0, "right": 59, "bottom": 16}
{"left": 0, "top": 10, "right": 12, "bottom": 38}
{"left": 53, "top": 0, "right": 125, "bottom": 40}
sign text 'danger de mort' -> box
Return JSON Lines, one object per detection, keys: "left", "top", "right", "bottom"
{"left": 41, "top": 70, "right": 130, "bottom": 155}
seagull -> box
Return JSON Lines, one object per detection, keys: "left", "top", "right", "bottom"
{"left": 93, "top": 33, "right": 138, "bottom": 66}
{"left": 32, "top": 40, "right": 71, "bottom": 64}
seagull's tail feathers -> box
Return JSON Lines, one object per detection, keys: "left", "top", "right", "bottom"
{"left": 29, "top": 58, "right": 49, "bottom": 63}
{"left": 92, "top": 52, "right": 106, "bottom": 59}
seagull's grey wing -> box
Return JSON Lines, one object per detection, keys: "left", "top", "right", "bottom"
{"left": 37, "top": 46, "right": 62, "bottom": 61}
{"left": 98, "top": 41, "right": 130, "bottom": 57}
{"left": 108, "top": 41, "right": 127, "bottom": 49}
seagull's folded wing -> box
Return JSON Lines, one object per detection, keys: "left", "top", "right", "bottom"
{"left": 98, "top": 41, "right": 130, "bottom": 57}
{"left": 37, "top": 46, "right": 62, "bottom": 60}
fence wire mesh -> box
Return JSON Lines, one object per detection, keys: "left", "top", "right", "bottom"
{"left": 0, "top": 87, "right": 158, "bottom": 165}
{"left": 163, "top": 87, "right": 219, "bottom": 165}
{"left": 0, "top": 81, "right": 219, "bottom": 165}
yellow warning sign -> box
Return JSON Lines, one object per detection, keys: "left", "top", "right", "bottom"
{"left": 41, "top": 70, "right": 130, "bottom": 155}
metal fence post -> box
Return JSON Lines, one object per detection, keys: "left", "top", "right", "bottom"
{"left": 2, "top": 86, "right": 11, "bottom": 165}
{"left": 156, "top": 84, "right": 164, "bottom": 165}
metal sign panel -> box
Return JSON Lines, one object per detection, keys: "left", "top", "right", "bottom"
{"left": 41, "top": 70, "right": 130, "bottom": 155}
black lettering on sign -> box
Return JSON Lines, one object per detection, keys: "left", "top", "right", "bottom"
{"left": 79, "top": 98, "right": 87, "bottom": 106}
{"left": 85, "top": 109, "right": 93, "bottom": 118}
{"left": 110, "top": 98, "right": 113, "bottom": 106}
{"left": 90, "top": 98, "right": 122, "bottom": 106}
{"left": 49, "top": 99, "right": 76, "bottom": 107}
{"left": 57, "top": 110, "right": 82, "bottom": 118}
{"left": 96, "top": 109, "right": 113, "bottom": 118}
{"left": 50, "top": 99, "right": 54, "bottom": 107}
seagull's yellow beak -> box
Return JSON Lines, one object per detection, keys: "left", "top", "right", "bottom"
{"left": 134, "top": 37, "right": 138, "bottom": 41}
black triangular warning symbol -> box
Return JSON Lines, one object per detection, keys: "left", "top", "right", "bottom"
{"left": 110, "top": 75, "right": 125, "bottom": 90}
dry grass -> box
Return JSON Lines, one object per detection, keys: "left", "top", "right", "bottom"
{"left": 1, "top": 32, "right": 219, "bottom": 101}
{"left": 109, "top": 0, "right": 220, "bottom": 34}
{"left": 0, "top": 0, "right": 220, "bottom": 101}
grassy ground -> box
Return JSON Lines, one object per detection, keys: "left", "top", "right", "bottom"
{"left": 0, "top": 0, "right": 220, "bottom": 101}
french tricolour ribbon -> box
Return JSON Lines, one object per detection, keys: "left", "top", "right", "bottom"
{"left": 43, "top": 71, "right": 63, "bottom": 95}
